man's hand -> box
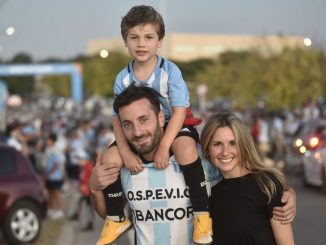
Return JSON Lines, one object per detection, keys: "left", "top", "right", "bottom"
{"left": 122, "top": 150, "right": 144, "bottom": 173}
{"left": 154, "top": 146, "right": 169, "bottom": 169}
{"left": 88, "top": 152, "right": 120, "bottom": 192}
{"left": 273, "top": 187, "right": 296, "bottom": 224}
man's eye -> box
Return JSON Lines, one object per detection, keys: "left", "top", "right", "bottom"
{"left": 140, "top": 118, "right": 147, "bottom": 123}
{"left": 122, "top": 123, "right": 131, "bottom": 129}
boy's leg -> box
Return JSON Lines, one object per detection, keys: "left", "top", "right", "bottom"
{"left": 97, "top": 145, "right": 131, "bottom": 245}
{"left": 172, "top": 127, "right": 212, "bottom": 245}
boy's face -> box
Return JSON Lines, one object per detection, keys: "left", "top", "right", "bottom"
{"left": 124, "top": 23, "right": 163, "bottom": 63}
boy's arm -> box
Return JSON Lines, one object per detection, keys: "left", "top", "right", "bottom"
{"left": 154, "top": 107, "right": 186, "bottom": 169}
{"left": 270, "top": 219, "right": 295, "bottom": 245}
{"left": 273, "top": 187, "right": 296, "bottom": 224}
{"left": 112, "top": 116, "right": 143, "bottom": 172}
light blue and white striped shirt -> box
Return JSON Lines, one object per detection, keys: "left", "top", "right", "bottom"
{"left": 120, "top": 147, "right": 220, "bottom": 245}
{"left": 113, "top": 56, "right": 190, "bottom": 121}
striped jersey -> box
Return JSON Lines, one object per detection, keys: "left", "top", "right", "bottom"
{"left": 113, "top": 56, "right": 190, "bottom": 121}
{"left": 120, "top": 147, "right": 220, "bottom": 245}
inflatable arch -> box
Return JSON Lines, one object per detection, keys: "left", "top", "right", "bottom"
{"left": 0, "top": 63, "right": 83, "bottom": 103}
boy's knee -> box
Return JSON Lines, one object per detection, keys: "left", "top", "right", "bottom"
{"left": 173, "top": 138, "right": 198, "bottom": 165}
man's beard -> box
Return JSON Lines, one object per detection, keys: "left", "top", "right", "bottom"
{"left": 129, "top": 121, "right": 162, "bottom": 155}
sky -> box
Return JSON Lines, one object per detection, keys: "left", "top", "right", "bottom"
{"left": 0, "top": 0, "right": 325, "bottom": 61}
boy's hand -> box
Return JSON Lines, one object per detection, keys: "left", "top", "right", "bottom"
{"left": 154, "top": 146, "right": 169, "bottom": 169}
{"left": 273, "top": 187, "right": 296, "bottom": 224}
{"left": 122, "top": 150, "right": 144, "bottom": 173}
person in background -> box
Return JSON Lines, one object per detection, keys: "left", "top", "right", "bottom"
{"left": 96, "top": 124, "right": 115, "bottom": 154}
{"left": 5, "top": 121, "right": 29, "bottom": 156}
{"left": 76, "top": 149, "right": 95, "bottom": 231}
{"left": 66, "top": 128, "right": 83, "bottom": 220}
{"left": 43, "top": 133, "right": 65, "bottom": 220}
{"left": 201, "top": 113, "right": 295, "bottom": 245}
{"left": 98, "top": 5, "right": 210, "bottom": 245}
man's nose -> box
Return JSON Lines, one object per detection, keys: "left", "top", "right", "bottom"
{"left": 133, "top": 124, "right": 142, "bottom": 136}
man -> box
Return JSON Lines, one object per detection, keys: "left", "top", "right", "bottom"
{"left": 89, "top": 84, "right": 296, "bottom": 245}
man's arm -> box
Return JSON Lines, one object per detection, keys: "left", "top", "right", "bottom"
{"left": 88, "top": 152, "right": 120, "bottom": 219}
{"left": 273, "top": 187, "right": 297, "bottom": 224}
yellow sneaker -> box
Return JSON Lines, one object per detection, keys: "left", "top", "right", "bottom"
{"left": 193, "top": 212, "right": 213, "bottom": 245}
{"left": 96, "top": 217, "right": 132, "bottom": 245}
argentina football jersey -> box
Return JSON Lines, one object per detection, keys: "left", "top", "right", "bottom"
{"left": 120, "top": 147, "right": 220, "bottom": 245}
{"left": 113, "top": 55, "right": 190, "bottom": 121}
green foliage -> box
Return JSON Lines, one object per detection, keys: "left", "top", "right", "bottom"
{"left": 3, "top": 47, "right": 325, "bottom": 111}
{"left": 80, "top": 52, "right": 130, "bottom": 97}
{"left": 194, "top": 48, "right": 326, "bottom": 110}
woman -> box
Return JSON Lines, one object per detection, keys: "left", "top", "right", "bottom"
{"left": 201, "top": 113, "right": 294, "bottom": 245}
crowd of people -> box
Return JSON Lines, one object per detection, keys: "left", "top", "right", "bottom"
{"left": 0, "top": 110, "right": 116, "bottom": 231}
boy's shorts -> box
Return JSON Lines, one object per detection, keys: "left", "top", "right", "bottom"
{"left": 164, "top": 124, "right": 200, "bottom": 143}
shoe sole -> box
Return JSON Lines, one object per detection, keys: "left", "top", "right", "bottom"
{"left": 193, "top": 237, "right": 213, "bottom": 245}
{"left": 194, "top": 242, "right": 213, "bottom": 245}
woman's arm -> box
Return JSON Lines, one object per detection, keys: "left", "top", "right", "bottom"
{"left": 270, "top": 218, "right": 295, "bottom": 245}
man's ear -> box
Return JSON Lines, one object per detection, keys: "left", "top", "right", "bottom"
{"left": 158, "top": 110, "right": 165, "bottom": 127}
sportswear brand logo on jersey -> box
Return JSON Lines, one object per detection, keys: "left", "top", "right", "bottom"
{"left": 179, "top": 128, "right": 191, "bottom": 133}
{"left": 108, "top": 192, "right": 123, "bottom": 198}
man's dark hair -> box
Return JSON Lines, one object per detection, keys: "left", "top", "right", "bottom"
{"left": 113, "top": 83, "right": 162, "bottom": 116}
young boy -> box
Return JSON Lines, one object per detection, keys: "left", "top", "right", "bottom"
{"left": 97, "top": 5, "right": 212, "bottom": 245}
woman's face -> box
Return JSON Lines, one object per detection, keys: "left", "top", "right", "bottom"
{"left": 208, "top": 126, "right": 245, "bottom": 178}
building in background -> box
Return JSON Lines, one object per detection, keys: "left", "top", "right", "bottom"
{"left": 87, "top": 33, "right": 306, "bottom": 62}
